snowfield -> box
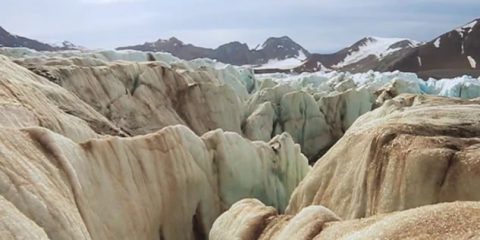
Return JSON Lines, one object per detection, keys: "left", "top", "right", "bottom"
{"left": 254, "top": 58, "right": 305, "bottom": 70}
{"left": 254, "top": 49, "right": 307, "bottom": 70}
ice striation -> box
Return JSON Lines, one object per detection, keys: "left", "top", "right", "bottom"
{"left": 0, "top": 55, "right": 310, "bottom": 239}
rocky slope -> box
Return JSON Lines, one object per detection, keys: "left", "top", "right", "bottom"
{"left": 393, "top": 19, "right": 480, "bottom": 79}
{"left": 117, "top": 36, "right": 310, "bottom": 66}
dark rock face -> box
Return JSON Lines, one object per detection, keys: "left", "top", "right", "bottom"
{"left": 117, "top": 37, "right": 212, "bottom": 60}
{"left": 117, "top": 36, "right": 310, "bottom": 66}
{"left": 0, "top": 26, "right": 56, "bottom": 51}
{"left": 213, "top": 42, "right": 253, "bottom": 65}
{"left": 393, "top": 19, "right": 480, "bottom": 78}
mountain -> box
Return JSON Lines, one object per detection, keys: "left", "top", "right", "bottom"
{"left": 295, "top": 37, "right": 419, "bottom": 73}
{"left": 0, "top": 26, "right": 57, "bottom": 51}
{"left": 116, "top": 37, "right": 212, "bottom": 60}
{"left": 116, "top": 36, "right": 310, "bottom": 66}
{"left": 296, "top": 18, "right": 480, "bottom": 79}
{"left": 392, "top": 19, "right": 480, "bottom": 79}
{"left": 0, "top": 26, "right": 80, "bottom": 51}
{"left": 5, "top": 19, "right": 479, "bottom": 78}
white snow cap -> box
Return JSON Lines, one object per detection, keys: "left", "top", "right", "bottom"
{"left": 456, "top": 20, "right": 478, "bottom": 38}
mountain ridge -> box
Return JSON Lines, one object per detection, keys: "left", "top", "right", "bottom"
{"left": 116, "top": 35, "right": 310, "bottom": 66}
{"left": 0, "top": 26, "right": 82, "bottom": 51}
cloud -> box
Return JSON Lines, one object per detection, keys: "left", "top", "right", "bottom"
{"left": 80, "top": 0, "right": 143, "bottom": 4}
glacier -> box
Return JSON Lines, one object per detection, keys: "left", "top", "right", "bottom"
{"left": 1, "top": 46, "right": 480, "bottom": 239}
{"left": 257, "top": 70, "right": 480, "bottom": 99}
{"left": 2, "top": 46, "right": 480, "bottom": 160}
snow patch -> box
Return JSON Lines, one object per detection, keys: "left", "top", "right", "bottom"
{"left": 456, "top": 20, "right": 477, "bottom": 38}
{"left": 254, "top": 50, "right": 307, "bottom": 70}
{"left": 467, "top": 56, "right": 477, "bottom": 68}
{"left": 296, "top": 50, "right": 307, "bottom": 60}
{"left": 255, "top": 58, "right": 305, "bottom": 70}
{"left": 417, "top": 56, "right": 422, "bottom": 67}
{"left": 433, "top": 38, "right": 440, "bottom": 48}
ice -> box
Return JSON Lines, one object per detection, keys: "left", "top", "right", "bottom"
{"left": 258, "top": 70, "right": 480, "bottom": 99}
{"left": 0, "top": 47, "right": 256, "bottom": 100}
{"left": 425, "top": 76, "right": 480, "bottom": 99}
{"left": 2, "top": 46, "right": 479, "bottom": 101}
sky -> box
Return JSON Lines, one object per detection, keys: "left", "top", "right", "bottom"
{"left": 1, "top": 0, "right": 479, "bottom": 53}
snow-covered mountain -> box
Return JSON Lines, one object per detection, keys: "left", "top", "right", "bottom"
{"left": 117, "top": 36, "right": 310, "bottom": 66}
{"left": 252, "top": 36, "right": 309, "bottom": 71}
{"left": 333, "top": 37, "right": 419, "bottom": 68}
{"left": 295, "top": 18, "right": 480, "bottom": 79}
{"left": 393, "top": 19, "right": 480, "bottom": 79}
{"left": 295, "top": 37, "right": 419, "bottom": 73}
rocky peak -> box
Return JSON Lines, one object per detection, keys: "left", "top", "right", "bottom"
{"left": 217, "top": 41, "right": 250, "bottom": 51}
{"left": 258, "top": 36, "right": 310, "bottom": 61}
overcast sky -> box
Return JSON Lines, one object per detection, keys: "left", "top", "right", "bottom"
{"left": 1, "top": 0, "right": 479, "bottom": 52}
